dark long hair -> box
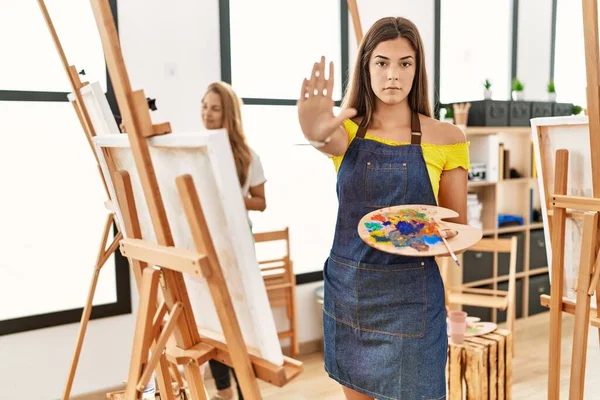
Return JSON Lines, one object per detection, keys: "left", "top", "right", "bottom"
{"left": 341, "top": 17, "right": 431, "bottom": 127}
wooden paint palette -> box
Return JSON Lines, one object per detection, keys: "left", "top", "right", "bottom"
{"left": 357, "top": 204, "right": 482, "bottom": 257}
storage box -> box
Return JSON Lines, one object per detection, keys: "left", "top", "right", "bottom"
{"left": 528, "top": 273, "right": 550, "bottom": 316}
{"left": 462, "top": 250, "right": 494, "bottom": 283}
{"left": 498, "top": 232, "right": 524, "bottom": 275}
{"left": 529, "top": 229, "right": 548, "bottom": 269}
{"left": 531, "top": 102, "right": 553, "bottom": 118}
{"left": 465, "top": 100, "right": 510, "bottom": 126}
{"left": 552, "top": 102, "right": 573, "bottom": 116}
{"left": 497, "top": 278, "right": 523, "bottom": 322}
{"left": 509, "top": 101, "right": 532, "bottom": 126}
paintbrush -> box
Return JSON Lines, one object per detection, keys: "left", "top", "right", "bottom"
{"left": 431, "top": 218, "right": 460, "bottom": 266}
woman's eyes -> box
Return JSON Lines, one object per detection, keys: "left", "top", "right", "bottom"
{"left": 374, "top": 61, "right": 412, "bottom": 67}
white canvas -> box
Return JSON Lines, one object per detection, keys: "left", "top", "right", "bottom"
{"left": 93, "top": 130, "right": 284, "bottom": 366}
{"left": 531, "top": 115, "right": 597, "bottom": 306}
{"left": 67, "top": 81, "right": 120, "bottom": 136}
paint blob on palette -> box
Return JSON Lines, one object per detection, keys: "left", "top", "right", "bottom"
{"left": 364, "top": 208, "right": 443, "bottom": 252}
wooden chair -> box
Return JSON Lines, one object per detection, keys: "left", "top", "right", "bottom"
{"left": 254, "top": 228, "right": 299, "bottom": 358}
{"left": 440, "top": 237, "right": 518, "bottom": 348}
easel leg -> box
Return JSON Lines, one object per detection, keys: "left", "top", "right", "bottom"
{"left": 569, "top": 212, "right": 597, "bottom": 400}
{"left": 176, "top": 175, "right": 262, "bottom": 400}
{"left": 62, "top": 214, "right": 120, "bottom": 400}
{"left": 183, "top": 363, "right": 209, "bottom": 400}
{"left": 548, "top": 150, "right": 569, "bottom": 400}
{"left": 126, "top": 267, "right": 160, "bottom": 399}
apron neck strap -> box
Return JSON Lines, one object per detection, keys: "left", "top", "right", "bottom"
{"left": 355, "top": 111, "right": 422, "bottom": 144}
{"left": 410, "top": 111, "right": 422, "bottom": 145}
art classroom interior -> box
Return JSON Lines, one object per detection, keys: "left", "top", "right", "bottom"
{"left": 3, "top": 0, "right": 600, "bottom": 399}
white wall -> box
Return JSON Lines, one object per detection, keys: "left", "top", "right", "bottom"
{"left": 516, "top": 0, "right": 553, "bottom": 101}
{"left": 0, "top": 1, "right": 221, "bottom": 399}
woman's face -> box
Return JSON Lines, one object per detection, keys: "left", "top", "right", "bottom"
{"left": 201, "top": 91, "right": 224, "bottom": 129}
{"left": 369, "top": 37, "right": 416, "bottom": 106}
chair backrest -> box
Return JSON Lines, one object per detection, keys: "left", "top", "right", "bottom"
{"left": 468, "top": 237, "right": 515, "bottom": 254}
{"left": 439, "top": 236, "right": 519, "bottom": 304}
{"left": 253, "top": 228, "right": 294, "bottom": 282}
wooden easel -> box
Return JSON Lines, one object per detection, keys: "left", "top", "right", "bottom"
{"left": 39, "top": 0, "right": 302, "bottom": 398}
{"left": 346, "top": 0, "right": 363, "bottom": 44}
{"left": 35, "top": 2, "right": 134, "bottom": 398}
{"left": 535, "top": 0, "right": 600, "bottom": 398}
{"left": 90, "top": 0, "right": 302, "bottom": 398}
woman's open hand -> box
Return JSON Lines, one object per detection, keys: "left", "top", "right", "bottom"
{"left": 297, "top": 56, "right": 356, "bottom": 142}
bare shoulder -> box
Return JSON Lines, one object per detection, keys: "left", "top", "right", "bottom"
{"left": 419, "top": 114, "right": 467, "bottom": 145}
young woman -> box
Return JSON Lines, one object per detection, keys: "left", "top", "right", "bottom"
{"left": 298, "top": 17, "right": 469, "bottom": 400}
{"left": 202, "top": 81, "right": 266, "bottom": 214}
{"left": 201, "top": 81, "right": 267, "bottom": 400}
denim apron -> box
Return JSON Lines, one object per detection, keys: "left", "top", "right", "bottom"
{"left": 323, "top": 112, "right": 447, "bottom": 400}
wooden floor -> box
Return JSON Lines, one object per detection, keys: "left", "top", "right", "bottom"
{"left": 203, "top": 312, "right": 600, "bottom": 400}
{"left": 94, "top": 311, "right": 600, "bottom": 399}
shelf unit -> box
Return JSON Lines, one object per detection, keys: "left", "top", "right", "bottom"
{"left": 451, "top": 126, "right": 550, "bottom": 323}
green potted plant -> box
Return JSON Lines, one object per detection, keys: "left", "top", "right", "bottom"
{"left": 440, "top": 105, "right": 454, "bottom": 123}
{"left": 572, "top": 104, "right": 583, "bottom": 115}
{"left": 511, "top": 78, "right": 524, "bottom": 101}
{"left": 483, "top": 79, "right": 492, "bottom": 99}
{"left": 547, "top": 79, "right": 556, "bottom": 101}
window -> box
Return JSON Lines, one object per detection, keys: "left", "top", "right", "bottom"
{"left": 1, "top": 0, "right": 107, "bottom": 94}
{"left": 553, "top": 0, "right": 588, "bottom": 107}
{"left": 229, "top": 0, "right": 343, "bottom": 101}
{"left": 0, "top": 0, "right": 130, "bottom": 336}
{"left": 439, "top": 0, "right": 513, "bottom": 104}
{"left": 222, "top": 0, "right": 348, "bottom": 276}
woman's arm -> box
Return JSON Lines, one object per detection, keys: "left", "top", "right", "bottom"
{"left": 245, "top": 183, "right": 266, "bottom": 212}
{"left": 438, "top": 167, "right": 468, "bottom": 225}
{"left": 437, "top": 124, "right": 468, "bottom": 225}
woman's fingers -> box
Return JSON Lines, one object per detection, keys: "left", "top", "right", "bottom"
{"left": 307, "top": 62, "right": 319, "bottom": 97}
{"left": 299, "top": 78, "right": 309, "bottom": 101}
{"left": 325, "top": 61, "right": 335, "bottom": 99}
{"left": 315, "top": 56, "right": 326, "bottom": 95}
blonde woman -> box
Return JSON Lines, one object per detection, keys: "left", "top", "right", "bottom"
{"left": 202, "top": 81, "right": 266, "bottom": 214}
{"left": 201, "top": 81, "right": 266, "bottom": 400}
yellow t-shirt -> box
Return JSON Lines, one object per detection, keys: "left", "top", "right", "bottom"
{"left": 330, "top": 119, "right": 471, "bottom": 201}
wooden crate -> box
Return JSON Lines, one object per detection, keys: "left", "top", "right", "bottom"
{"left": 447, "top": 329, "right": 513, "bottom": 400}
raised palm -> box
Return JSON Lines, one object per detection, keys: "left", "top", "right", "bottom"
{"left": 297, "top": 56, "right": 357, "bottom": 141}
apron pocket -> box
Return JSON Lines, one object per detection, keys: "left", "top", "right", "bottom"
{"left": 323, "top": 255, "right": 359, "bottom": 329}
{"left": 365, "top": 161, "right": 407, "bottom": 208}
{"left": 357, "top": 261, "right": 426, "bottom": 337}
